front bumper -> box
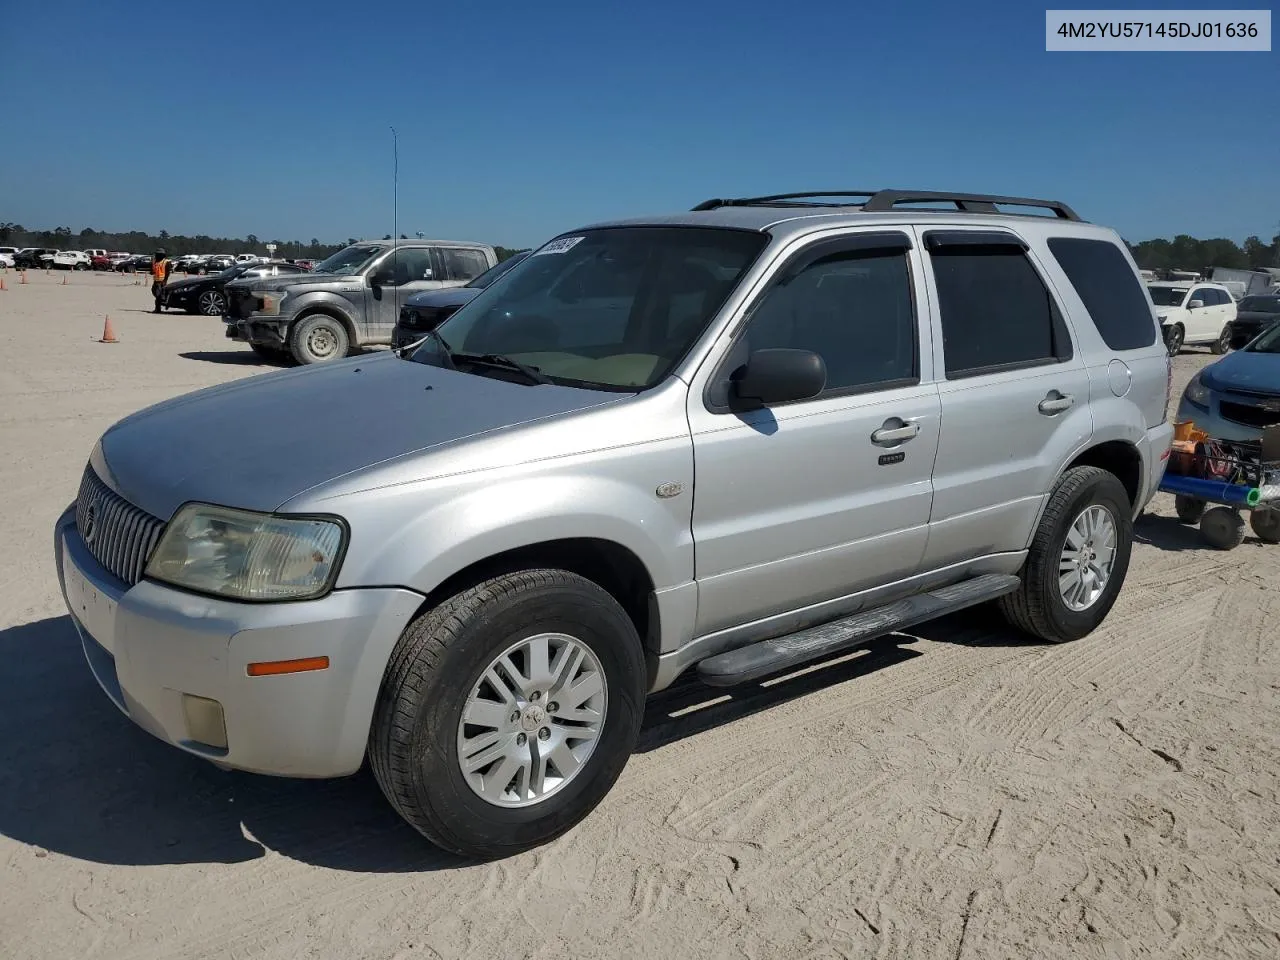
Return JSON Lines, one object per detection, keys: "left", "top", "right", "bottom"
{"left": 224, "top": 318, "right": 287, "bottom": 345}
{"left": 1175, "top": 392, "right": 1278, "bottom": 444}
{"left": 54, "top": 507, "right": 424, "bottom": 778}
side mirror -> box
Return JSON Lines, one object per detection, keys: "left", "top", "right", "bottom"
{"left": 731, "top": 348, "right": 827, "bottom": 406}
{"left": 1188, "top": 299, "right": 1205, "bottom": 309}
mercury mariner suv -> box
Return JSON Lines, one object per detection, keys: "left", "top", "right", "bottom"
{"left": 55, "top": 189, "right": 1174, "bottom": 859}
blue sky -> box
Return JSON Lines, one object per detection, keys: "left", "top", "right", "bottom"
{"left": 2, "top": 0, "right": 1276, "bottom": 248}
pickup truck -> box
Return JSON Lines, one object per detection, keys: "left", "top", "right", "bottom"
{"left": 223, "top": 238, "right": 497, "bottom": 364}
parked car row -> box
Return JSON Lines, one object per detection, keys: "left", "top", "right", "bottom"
{"left": 1147, "top": 279, "right": 1280, "bottom": 358}
{"left": 158, "top": 259, "right": 312, "bottom": 315}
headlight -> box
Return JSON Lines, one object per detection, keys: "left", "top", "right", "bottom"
{"left": 146, "top": 503, "right": 346, "bottom": 601}
{"left": 254, "top": 289, "right": 288, "bottom": 316}
{"left": 1183, "top": 373, "right": 1211, "bottom": 408}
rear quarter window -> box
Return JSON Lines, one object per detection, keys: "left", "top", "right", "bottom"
{"left": 1046, "top": 237, "right": 1157, "bottom": 351}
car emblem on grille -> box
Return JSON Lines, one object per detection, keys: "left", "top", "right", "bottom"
{"left": 82, "top": 501, "right": 98, "bottom": 544}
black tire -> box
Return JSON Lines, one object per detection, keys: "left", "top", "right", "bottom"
{"left": 288, "top": 313, "right": 350, "bottom": 365}
{"left": 369, "top": 569, "right": 646, "bottom": 860}
{"left": 1250, "top": 508, "right": 1280, "bottom": 544}
{"left": 1174, "top": 495, "right": 1207, "bottom": 525}
{"left": 197, "top": 289, "right": 227, "bottom": 316}
{"left": 1210, "top": 325, "right": 1232, "bottom": 355}
{"left": 1200, "top": 507, "right": 1245, "bottom": 550}
{"left": 998, "top": 466, "right": 1134, "bottom": 644}
{"left": 1163, "top": 324, "right": 1184, "bottom": 356}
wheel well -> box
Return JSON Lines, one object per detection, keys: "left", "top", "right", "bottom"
{"left": 1067, "top": 441, "right": 1142, "bottom": 508}
{"left": 418, "top": 538, "right": 660, "bottom": 659}
{"left": 291, "top": 306, "right": 357, "bottom": 345}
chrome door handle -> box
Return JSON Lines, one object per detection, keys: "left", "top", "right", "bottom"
{"left": 871, "top": 422, "right": 920, "bottom": 444}
{"left": 1038, "top": 392, "right": 1074, "bottom": 415}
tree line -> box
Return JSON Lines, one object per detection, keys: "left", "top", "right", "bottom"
{"left": 1127, "top": 232, "right": 1280, "bottom": 274}
{"left": 0, "top": 222, "right": 527, "bottom": 263}
{"left": 2, "top": 219, "right": 1275, "bottom": 274}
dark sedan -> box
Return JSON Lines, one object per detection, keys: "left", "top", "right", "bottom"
{"left": 160, "top": 261, "right": 310, "bottom": 315}
{"left": 391, "top": 251, "right": 530, "bottom": 350}
{"left": 1229, "top": 293, "right": 1280, "bottom": 349}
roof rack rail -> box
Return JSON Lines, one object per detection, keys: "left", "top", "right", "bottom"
{"left": 860, "top": 190, "right": 1082, "bottom": 221}
{"left": 691, "top": 192, "right": 877, "bottom": 211}
{"left": 691, "top": 189, "right": 1083, "bottom": 221}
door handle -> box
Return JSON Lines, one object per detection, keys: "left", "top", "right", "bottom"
{"left": 1038, "top": 392, "right": 1074, "bottom": 415}
{"left": 871, "top": 421, "right": 920, "bottom": 444}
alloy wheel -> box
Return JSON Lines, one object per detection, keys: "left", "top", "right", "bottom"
{"left": 456, "top": 632, "right": 607, "bottom": 808}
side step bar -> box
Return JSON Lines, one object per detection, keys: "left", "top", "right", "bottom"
{"left": 695, "top": 573, "right": 1022, "bottom": 687}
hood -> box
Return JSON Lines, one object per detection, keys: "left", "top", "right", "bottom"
{"left": 1200, "top": 349, "right": 1280, "bottom": 396}
{"left": 224, "top": 272, "right": 335, "bottom": 292}
{"left": 162, "top": 276, "right": 209, "bottom": 292}
{"left": 403, "top": 287, "right": 481, "bottom": 310}
{"left": 97, "top": 352, "right": 620, "bottom": 520}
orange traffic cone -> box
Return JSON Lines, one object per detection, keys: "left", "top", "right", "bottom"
{"left": 19, "top": 270, "right": 28, "bottom": 284}
{"left": 99, "top": 316, "right": 118, "bottom": 343}
{"left": 61, "top": 274, "right": 68, "bottom": 285}
{"left": 0, "top": 276, "right": 6, "bottom": 291}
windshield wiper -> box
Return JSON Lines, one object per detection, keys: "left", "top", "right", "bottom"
{"left": 452, "top": 351, "right": 551, "bottom": 385}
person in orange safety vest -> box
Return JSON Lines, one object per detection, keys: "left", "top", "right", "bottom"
{"left": 150, "top": 249, "right": 171, "bottom": 313}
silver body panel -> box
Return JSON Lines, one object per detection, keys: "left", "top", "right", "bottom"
{"left": 57, "top": 205, "right": 1175, "bottom": 777}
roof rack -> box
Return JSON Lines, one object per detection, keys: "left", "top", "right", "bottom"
{"left": 691, "top": 189, "right": 1083, "bottom": 222}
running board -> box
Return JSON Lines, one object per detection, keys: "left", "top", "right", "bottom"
{"left": 695, "top": 573, "right": 1022, "bottom": 687}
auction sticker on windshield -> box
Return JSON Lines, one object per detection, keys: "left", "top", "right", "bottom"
{"left": 533, "top": 236, "right": 585, "bottom": 256}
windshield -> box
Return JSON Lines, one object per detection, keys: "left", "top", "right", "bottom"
{"left": 313, "top": 243, "right": 382, "bottom": 275}
{"left": 413, "top": 227, "right": 767, "bottom": 390}
{"left": 1239, "top": 296, "right": 1280, "bottom": 312}
{"left": 1246, "top": 322, "right": 1280, "bottom": 353}
{"left": 466, "top": 252, "right": 530, "bottom": 290}
{"left": 1148, "top": 287, "right": 1189, "bottom": 307}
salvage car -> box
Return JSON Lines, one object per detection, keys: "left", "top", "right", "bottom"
{"left": 1148, "top": 280, "right": 1237, "bottom": 356}
{"left": 159, "top": 260, "right": 310, "bottom": 315}
{"left": 52, "top": 250, "right": 92, "bottom": 270}
{"left": 223, "top": 238, "right": 497, "bottom": 364}
{"left": 1176, "top": 320, "right": 1280, "bottom": 443}
{"left": 55, "top": 188, "right": 1173, "bottom": 859}
{"left": 392, "top": 251, "right": 530, "bottom": 350}
{"left": 1228, "top": 293, "right": 1280, "bottom": 349}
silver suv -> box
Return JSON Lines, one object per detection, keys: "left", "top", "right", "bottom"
{"left": 55, "top": 189, "right": 1174, "bottom": 859}
{"left": 223, "top": 238, "right": 497, "bottom": 364}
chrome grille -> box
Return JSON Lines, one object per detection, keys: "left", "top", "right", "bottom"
{"left": 75, "top": 465, "right": 166, "bottom": 585}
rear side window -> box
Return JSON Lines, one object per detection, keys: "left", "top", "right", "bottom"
{"left": 928, "top": 242, "right": 1072, "bottom": 378}
{"left": 1047, "top": 237, "right": 1158, "bottom": 351}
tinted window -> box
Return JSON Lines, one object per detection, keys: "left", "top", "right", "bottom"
{"left": 931, "top": 246, "right": 1071, "bottom": 376}
{"left": 740, "top": 248, "right": 917, "bottom": 393}
{"left": 442, "top": 248, "right": 491, "bottom": 282}
{"left": 1046, "top": 237, "right": 1157, "bottom": 350}
{"left": 424, "top": 227, "right": 766, "bottom": 391}
{"left": 379, "top": 248, "right": 434, "bottom": 284}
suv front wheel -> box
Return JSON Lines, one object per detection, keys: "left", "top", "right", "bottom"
{"left": 369, "top": 569, "right": 646, "bottom": 860}
{"left": 998, "top": 466, "right": 1134, "bottom": 643}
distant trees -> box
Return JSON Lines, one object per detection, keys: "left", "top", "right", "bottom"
{"left": 1128, "top": 233, "right": 1280, "bottom": 274}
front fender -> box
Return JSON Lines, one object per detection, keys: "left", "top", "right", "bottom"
{"left": 284, "top": 291, "right": 361, "bottom": 332}
{"left": 325, "top": 460, "right": 696, "bottom": 599}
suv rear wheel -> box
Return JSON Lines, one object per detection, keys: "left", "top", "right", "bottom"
{"left": 999, "top": 466, "right": 1133, "bottom": 643}
{"left": 289, "top": 313, "right": 349, "bottom": 364}
{"left": 369, "top": 569, "right": 645, "bottom": 859}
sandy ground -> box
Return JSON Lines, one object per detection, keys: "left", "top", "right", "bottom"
{"left": 1, "top": 268, "right": 1279, "bottom": 960}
